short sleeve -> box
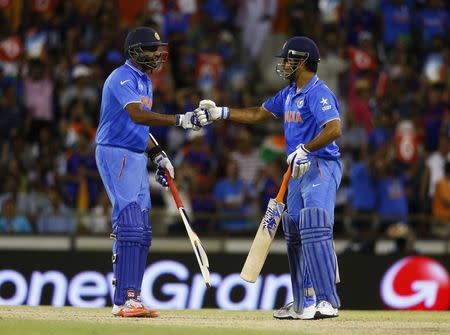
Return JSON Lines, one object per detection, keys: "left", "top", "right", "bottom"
{"left": 262, "top": 87, "right": 289, "bottom": 118}
{"left": 308, "top": 86, "right": 340, "bottom": 127}
{"left": 110, "top": 76, "right": 142, "bottom": 109}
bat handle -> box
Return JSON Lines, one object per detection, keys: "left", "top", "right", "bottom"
{"left": 165, "top": 170, "right": 184, "bottom": 209}
{"left": 274, "top": 166, "right": 291, "bottom": 203}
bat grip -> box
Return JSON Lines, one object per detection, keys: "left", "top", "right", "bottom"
{"left": 165, "top": 170, "right": 184, "bottom": 209}
{"left": 274, "top": 166, "right": 291, "bottom": 203}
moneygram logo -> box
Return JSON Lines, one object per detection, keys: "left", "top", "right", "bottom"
{"left": 0, "top": 260, "right": 292, "bottom": 309}
{"left": 380, "top": 256, "right": 450, "bottom": 310}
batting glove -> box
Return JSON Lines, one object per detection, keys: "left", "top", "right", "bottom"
{"left": 195, "top": 99, "right": 230, "bottom": 126}
{"left": 286, "top": 144, "right": 311, "bottom": 179}
{"left": 153, "top": 153, "right": 174, "bottom": 188}
{"left": 176, "top": 111, "right": 202, "bottom": 130}
{"left": 155, "top": 166, "right": 169, "bottom": 188}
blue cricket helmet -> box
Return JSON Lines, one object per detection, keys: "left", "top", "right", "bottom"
{"left": 276, "top": 36, "right": 320, "bottom": 63}
{"left": 275, "top": 36, "right": 320, "bottom": 79}
{"left": 124, "top": 26, "right": 167, "bottom": 55}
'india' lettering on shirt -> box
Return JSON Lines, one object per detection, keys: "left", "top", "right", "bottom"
{"left": 284, "top": 110, "right": 303, "bottom": 123}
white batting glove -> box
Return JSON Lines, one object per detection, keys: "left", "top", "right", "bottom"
{"left": 195, "top": 99, "right": 230, "bottom": 126}
{"left": 286, "top": 144, "right": 311, "bottom": 179}
{"left": 154, "top": 152, "right": 174, "bottom": 180}
{"left": 176, "top": 111, "right": 201, "bottom": 130}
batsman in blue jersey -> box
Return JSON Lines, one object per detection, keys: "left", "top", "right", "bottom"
{"left": 96, "top": 27, "right": 201, "bottom": 318}
{"left": 196, "top": 37, "right": 342, "bottom": 319}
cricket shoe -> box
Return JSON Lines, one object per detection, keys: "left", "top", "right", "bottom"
{"left": 315, "top": 301, "right": 338, "bottom": 319}
{"left": 112, "top": 299, "right": 159, "bottom": 318}
{"left": 273, "top": 301, "right": 317, "bottom": 320}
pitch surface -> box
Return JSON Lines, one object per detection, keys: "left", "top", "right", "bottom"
{"left": 1, "top": 307, "right": 450, "bottom": 335}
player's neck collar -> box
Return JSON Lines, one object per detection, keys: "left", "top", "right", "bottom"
{"left": 295, "top": 75, "right": 319, "bottom": 94}
{"left": 125, "top": 60, "right": 145, "bottom": 77}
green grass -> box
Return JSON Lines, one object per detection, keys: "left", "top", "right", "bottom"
{"left": 1, "top": 306, "right": 449, "bottom": 335}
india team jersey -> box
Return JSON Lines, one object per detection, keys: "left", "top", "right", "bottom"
{"left": 96, "top": 60, "right": 153, "bottom": 152}
{"left": 263, "top": 75, "right": 340, "bottom": 159}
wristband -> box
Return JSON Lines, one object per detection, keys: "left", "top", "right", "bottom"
{"left": 175, "top": 114, "right": 183, "bottom": 126}
{"left": 148, "top": 145, "right": 163, "bottom": 162}
{"left": 221, "top": 107, "right": 230, "bottom": 120}
{"left": 299, "top": 143, "right": 310, "bottom": 154}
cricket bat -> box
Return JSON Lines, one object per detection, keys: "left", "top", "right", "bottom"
{"left": 165, "top": 170, "right": 211, "bottom": 288}
{"left": 240, "top": 166, "right": 291, "bottom": 283}
{"left": 147, "top": 133, "right": 211, "bottom": 288}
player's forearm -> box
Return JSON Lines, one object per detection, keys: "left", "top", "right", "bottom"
{"left": 129, "top": 109, "right": 177, "bottom": 126}
{"left": 304, "top": 119, "right": 342, "bottom": 152}
{"left": 229, "top": 107, "right": 272, "bottom": 124}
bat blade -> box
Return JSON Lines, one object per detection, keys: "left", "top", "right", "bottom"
{"left": 179, "top": 208, "right": 212, "bottom": 288}
{"left": 240, "top": 198, "right": 285, "bottom": 283}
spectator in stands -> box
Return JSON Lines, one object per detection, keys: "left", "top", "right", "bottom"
{"left": 176, "top": 128, "right": 215, "bottom": 178}
{"left": 229, "top": 128, "right": 264, "bottom": 186}
{"left": 415, "top": 0, "right": 448, "bottom": 49}
{"left": 85, "top": 190, "right": 111, "bottom": 233}
{"left": 346, "top": 149, "right": 376, "bottom": 252}
{"left": 37, "top": 188, "right": 76, "bottom": 234}
{"left": 214, "top": 160, "right": 256, "bottom": 233}
{"left": 375, "top": 158, "right": 413, "bottom": 253}
{"left": 421, "top": 82, "right": 447, "bottom": 152}
{"left": 16, "top": 175, "right": 51, "bottom": 224}
{"left": 368, "top": 106, "right": 395, "bottom": 152}
{"left": 345, "top": 0, "right": 376, "bottom": 46}
{"left": 62, "top": 130, "right": 100, "bottom": 209}
{"left": 0, "top": 198, "right": 32, "bottom": 233}
{"left": 379, "top": 0, "right": 412, "bottom": 51}
{"left": 257, "top": 159, "right": 282, "bottom": 211}
{"left": 421, "top": 136, "right": 450, "bottom": 210}
{"left": 0, "top": 83, "right": 23, "bottom": 138}
{"left": 338, "top": 113, "right": 368, "bottom": 156}
{"left": 190, "top": 175, "right": 215, "bottom": 232}
{"left": 432, "top": 161, "right": 450, "bottom": 235}
{"left": 23, "top": 58, "right": 54, "bottom": 139}
{"left": 59, "top": 64, "right": 98, "bottom": 117}
{"left": 317, "top": 31, "right": 348, "bottom": 98}
{"left": 348, "top": 79, "right": 374, "bottom": 133}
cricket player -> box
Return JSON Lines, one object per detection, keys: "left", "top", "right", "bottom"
{"left": 196, "top": 36, "right": 342, "bottom": 319}
{"left": 95, "top": 27, "right": 201, "bottom": 317}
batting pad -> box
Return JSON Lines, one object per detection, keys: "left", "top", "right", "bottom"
{"left": 112, "top": 202, "right": 146, "bottom": 305}
{"left": 282, "top": 212, "right": 315, "bottom": 312}
{"left": 137, "top": 210, "right": 152, "bottom": 296}
{"left": 299, "top": 207, "right": 340, "bottom": 308}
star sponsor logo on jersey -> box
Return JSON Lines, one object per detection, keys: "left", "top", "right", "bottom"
{"left": 320, "top": 97, "right": 332, "bottom": 111}
{"left": 297, "top": 99, "right": 304, "bottom": 108}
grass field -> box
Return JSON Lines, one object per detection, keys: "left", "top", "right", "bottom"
{"left": 1, "top": 306, "right": 450, "bottom": 335}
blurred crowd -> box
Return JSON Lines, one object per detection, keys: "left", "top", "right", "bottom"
{"left": 0, "top": 0, "right": 449, "bottom": 251}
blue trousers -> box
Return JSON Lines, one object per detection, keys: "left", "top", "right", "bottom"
{"left": 284, "top": 157, "right": 342, "bottom": 310}
{"left": 95, "top": 145, "right": 151, "bottom": 221}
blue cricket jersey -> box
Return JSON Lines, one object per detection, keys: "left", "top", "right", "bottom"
{"left": 96, "top": 60, "right": 153, "bottom": 152}
{"left": 263, "top": 75, "right": 341, "bottom": 159}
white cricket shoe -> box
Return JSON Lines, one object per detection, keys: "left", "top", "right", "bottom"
{"left": 273, "top": 301, "right": 317, "bottom": 320}
{"left": 315, "top": 301, "right": 338, "bottom": 318}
